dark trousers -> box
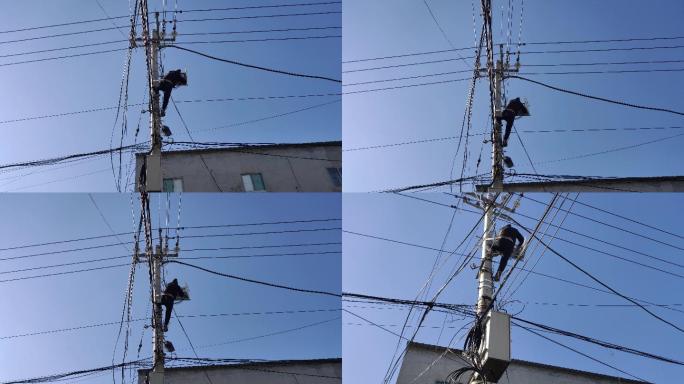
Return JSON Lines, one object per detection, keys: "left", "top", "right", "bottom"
{"left": 491, "top": 238, "right": 514, "bottom": 276}
{"left": 155, "top": 81, "right": 173, "bottom": 115}
{"left": 159, "top": 295, "right": 174, "bottom": 330}
{"left": 496, "top": 109, "right": 516, "bottom": 147}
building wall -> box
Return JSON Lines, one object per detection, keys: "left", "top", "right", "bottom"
{"left": 135, "top": 144, "right": 342, "bottom": 192}
{"left": 396, "top": 344, "right": 644, "bottom": 384}
{"left": 137, "top": 360, "right": 341, "bottom": 384}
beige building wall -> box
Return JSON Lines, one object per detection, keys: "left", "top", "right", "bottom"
{"left": 135, "top": 142, "right": 342, "bottom": 192}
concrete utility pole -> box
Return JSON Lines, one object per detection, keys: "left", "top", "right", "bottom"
{"left": 476, "top": 44, "right": 517, "bottom": 319}
{"left": 139, "top": 228, "right": 179, "bottom": 384}
{"left": 138, "top": 12, "right": 176, "bottom": 193}
{"left": 150, "top": 231, "right": 165, "bottom": 384}
{"left": 468, "top": 2, "right": 516, "bottom": 382}
{"left": 133, "top": 4, "right": 178, "bottom": 383}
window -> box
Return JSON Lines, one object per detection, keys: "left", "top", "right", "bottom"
{"left": 162, "top": 178, "right": 183, "bottom": 192}
{"left": 242, "top": 173, "right": 266, "bottom": 192}
{"left": 327, "top": 167, "right": 342, "bottom": 187}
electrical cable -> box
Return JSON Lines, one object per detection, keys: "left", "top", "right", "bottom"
{"left": 169, "top": 99, "right": 223, "bottom": 192}
{"left": 507, "top": 216, "right": 684, "bottom": 334}
{"left": 508, "top": 75, "right": 684, "bottom": 116}
{"left": 166, "top": 45, "right": 341, "bottom": 83}
{"left": 166, "top": 260, "right": 341, "bottom": 297}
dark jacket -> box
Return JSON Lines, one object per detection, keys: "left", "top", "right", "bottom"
{"left": 163, "top": 70, "right": 187, "bottom": 87}
{"left": 505, "top": 98, "right": 529, "bottom": 116}
{"left": 163, "top": 279, "right": 185, "bottom": 299}
{"left": 497, "top": 225, "right": 524, "bottom": 246}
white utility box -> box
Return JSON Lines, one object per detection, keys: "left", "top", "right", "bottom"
{"left": 478, "top": 310, "right": 511, "bottom": 382}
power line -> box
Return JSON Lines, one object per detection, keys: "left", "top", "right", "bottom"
{"left": 0, "top": 10, "right": 342, "bottom": 45}
{"left": 343, "top": 39, "right": 684, "bottom": 63}
{"left": 345, "top": 293, "right": 684, "bottom": 369}
{"left": 172, "top": 35, "right": 341, "bottom": 45}
{"left": 0, "top": 227, "right": 341, "bottom": 262}
{"left": 0, "top": 250, "right": 339, "bottom": 277}
{"left": 167, "top": 45, "right": 340, "bottom": 83}
{"left": 516, "top": 326, "right": 648, "bottom": 382}
{"left": 0, "top": 2, "right": 341, "bottom": 34}
{"left": 343, "top": 126, "right": 684, "bottom": 152}
{"left": 535, "top": 132, "right": 684, "bottom": 165}
{"left": 192, "top": 99, "right": 340, "bottom": 134}
{"left": 345, "top": 219, "right": 684, "bottom": 317}
{"left": 381, "top": 173, "right": 488, "bottom": 193}
{"left": 508, "top": 216, "right": 684, "bottom": 334}
{"left": 518, "top": 194, "right": 684, "bottom": 251}
{"left": 0, "top": 359, "right": 151, "bottom": 384}
{"left": 170, "top": 98, "right": 223, "bottom": 192}
{"left": 179, "top": 26, "right": 341, "bottom": 37}
{"left": 167, "top": 260, "right": 341, "bottom": 297}
{"left": 343, "top": 45, "right": 684, "bottom": 73}
{"left": 0, "top": 218, "right": 341, "bottom": 252}
{"left": 508, "top": 75, "right": 684, "bottom": 116}
{"left": 0, "top": 93, "right": 341, "bottom": 126}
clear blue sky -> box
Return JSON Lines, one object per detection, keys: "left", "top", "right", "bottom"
{"left": 0, "top": 193, "right": 341, "bottom": 383}
{"left": 343, "top": 193, "right": 684, "bottom": 383}
{"left": 0, "top": 0, "right": 341, "bottom": 192}
{"left": 343, "top": 0, "right": 684, "bottom": 192}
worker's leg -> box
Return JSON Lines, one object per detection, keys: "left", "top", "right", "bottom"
{"left": 161, "top": 90, "right": 172, "bottom": 117}
{"left": 493, "top": 240, "right": 514, "bottom": 281}
{"left": 161, "top": 296, "right": 173, "bottom": 332}
{"left": 494, "top": 251, "right": 511, "bottom": 281}
{"left": 501, "top": 111, "right": 515, "bottom": 147}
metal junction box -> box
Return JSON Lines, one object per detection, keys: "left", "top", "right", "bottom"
{"left": 479, "top": 310, "right": 511, "bottom": 382}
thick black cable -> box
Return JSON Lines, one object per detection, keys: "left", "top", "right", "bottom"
{"left": 507, "top": 216, "right": 684, "bottom": 334}
{"left": 167, "top": 45, "right": 340, "bottom": 83}
{"left": 346, "top": 292, "right": 684, "bottom": 368}
{"left": 0, "top": 143, "right": 148, "bottom": 171}
{"left": 0, "top": 359, "right": 151, "bottom": 384}
{"left": 382, "top": 173, "right": 488, "bottom": 193}
{"left": 167, "top": 260, "right": 341, "bottom": 297}
{"left": 509, "top": 75, "right": 684, "bottom": 116}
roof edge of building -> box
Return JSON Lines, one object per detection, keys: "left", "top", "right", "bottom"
{"left": 134, "top": 140, "right": 342, "bottom": 157}
{"left": 136, "top": 357, "right": 341, "bottom": 373}
{"left": 406, "top": 341, "right": 646, "bottom": 383}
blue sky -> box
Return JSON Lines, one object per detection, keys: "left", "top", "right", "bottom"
{"left": 0, "top": 0, "right": 341, "bottom": 192}
{"left": 343, "top": 0, "right": 684, "bottom": 192}
{"left": 0, "top": 193, "right": 341, "bottom": 383}
{"left": 343, "top": 192, "right": 684, "bottom": 383}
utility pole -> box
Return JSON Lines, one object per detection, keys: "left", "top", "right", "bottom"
{"left": 468, "top": 1, "right": 517, "bottom": 382}
{"left": 476, "top": 43, "right": 516, "bottom": 317}
{"left": 137, "top": 227, "right": 178, "bottom": 384}
{"left": 137, "top": 11, "right": 176, "bottom": 193}
{"left": 133, "top": 3, "right": 178, "bottom": 382}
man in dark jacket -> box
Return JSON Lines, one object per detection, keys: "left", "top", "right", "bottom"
{"left": 154, "top": 70, "right": 187, "bottom": 117}
{"left": 495, "top": 97, "right": 529, "bottom": 147}
{"left": 491, "top": 224, "right": 525, "bottom": 281}
{"left": 159, "top": 278, "right": 187, "bottom": 332}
